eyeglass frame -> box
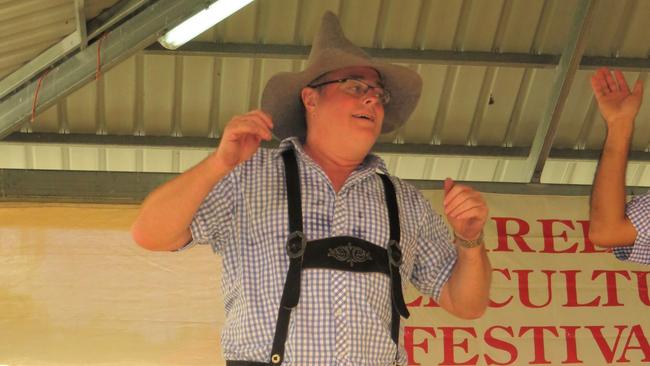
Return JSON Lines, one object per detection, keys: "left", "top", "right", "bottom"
{"left": 307, "top": 78, "right": 391, "bottom": 105}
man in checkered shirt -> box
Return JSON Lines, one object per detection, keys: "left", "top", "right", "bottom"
{"left": 132, "top": 12, "right": 491, "bottom": 366}
{"left": 589, "top": 68, "right": 649, "bottom": 264}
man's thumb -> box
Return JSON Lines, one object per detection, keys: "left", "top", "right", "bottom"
{"left": 444, "top": 177, "right": 454, "bottom": 195}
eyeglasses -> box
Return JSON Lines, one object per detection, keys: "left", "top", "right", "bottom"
{"left": 308, "top": 78, "right": 391, "bottom": 105}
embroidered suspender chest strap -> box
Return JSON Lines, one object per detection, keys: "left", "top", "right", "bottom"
{"left": 227, "top": 149, "right": 409, "bottom": 366}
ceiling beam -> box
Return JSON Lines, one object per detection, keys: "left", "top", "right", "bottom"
{"left": 0, "top": 169, "right": 648, "bottom": 204}
{"left": 2, "top": 132, "right": 528, "bottom": 157}
{"left": 86, "top": 0, "right": 151, "bottom": 37}
{"left": 146, "top": 42, "right": 559, "bottom": 68}
{"left": 74, "top": 0, "right": 88, "bottom": 50}
{"left": 0, "top": 0, "right": 222, "bottom": 140}
{"left": 1, "top": 168, "right": 647, "bottom": 203}
{"left": 0, "top": 0, "right": 150, "bottom": 101}
{"left": 524, "top": 0, "right": 596, "bottom": 183}
{"left": 0, "top": 32, "right": 81, "bottom": 101}
{"left": 145, "top": 41, "right": 650, "bottom": 71}
{"left": 6, "top": 132, "right": 650, "bottom": 161}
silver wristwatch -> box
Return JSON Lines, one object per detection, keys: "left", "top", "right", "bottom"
{"left": 454, "top": 231, "right": 484, "bottom": 249}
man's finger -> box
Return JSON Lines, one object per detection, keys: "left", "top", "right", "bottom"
{"left": 229, "top": 119, "right": 272, "bottom": 140}
{"left": 444, "top": 177, "right": 454, "bottom": 196}
{"left": 446, "top": 195, "right": 484, "bottom": 218}
{"left": 633, "top": 79, "right": 644, "bottom": 96}
{"left": 604, "top": 69, "right": 618, "bottom": 92}
{"left": 248, "top": 110, "right": 274, "bottom": 129}
{"left": 614, "top": 70, "right": 630, "bottom": 94}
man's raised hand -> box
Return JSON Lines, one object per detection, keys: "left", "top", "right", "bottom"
{"left": 214, "top": 110, "right": 274, "bottom": 170}
{"left": 590, "top": 68, "right": 643, "bottom": 129}
{"left": 443, "top": 178, "right": 488, "bottom": 242}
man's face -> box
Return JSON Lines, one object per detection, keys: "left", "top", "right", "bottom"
{"left": 303, "top": 66, "right": 386, "bottom": 152}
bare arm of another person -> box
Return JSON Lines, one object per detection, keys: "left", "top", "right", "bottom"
{"left": 589, "top": 68, "right": 643, "bottom": 247}
{"left": 131, "top": 110, "right": 273, "bottom": 251}
{"left": 437, "top": 178, "right": 491, "bottom": 319}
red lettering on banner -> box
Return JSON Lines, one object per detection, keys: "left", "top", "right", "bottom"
{"left": 633, "top": 271, "right": 650, "bottom": 306}
{"left": 586, "top": 325, "right": 627, "bottom": 363}
{"left": 489, "top": 269, "right": 513, "bottom": 308}
{"left": 483, "top": 326, "right": 517, "bottom": 365}
{"left": 407, "top": 295, "right": 438, "bottom": 308}
{"left": 403, "top": 326, "right": 436, "bottom": 365}
{"left": 439, "top": 327, "right": 479, "bottom": 365}
{"left": 490, "top": 217, "right": 608, "bottom": 254}
{"left": 491, "top": 217, "right": 534, "bottom": 252}
{"left": 619, "top": 325, "right": 650, "bottom": 362}
{"left": 402, "top": 324, "right": 650, "bottom": 365}
{"left": 561, "top": 270, "right": 600, "bottom": 307}
{"left": 592, "top": 270, "right": 631, "bottom": 306}
{"left": 489, "top": 268, "right": 650, "bottom": 308}
{"left": 513, "top": 269, "right": 554, "bottom": 308}
{"left": 519, "top": 326, "right": 559, "bottom": 364}
{"left": 559, "top": 326, "right": 583, "bottom": 363}
{"left": 538, "top": 219, "right": 579, "bottom": 253}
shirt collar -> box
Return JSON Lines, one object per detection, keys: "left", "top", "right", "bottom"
{"left": 275, "top": 137, "right": 389, "bottom": 174}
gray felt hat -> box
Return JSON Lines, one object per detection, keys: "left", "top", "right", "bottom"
{"left": 261, "top": 11, "right": 422, "bottom": 140}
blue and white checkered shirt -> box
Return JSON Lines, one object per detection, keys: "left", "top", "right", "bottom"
{"left": 189, "top": 137, "right": 457, "bottom": 365}
{"left": 614, "top": 191, "right": 650, "bottom": 264}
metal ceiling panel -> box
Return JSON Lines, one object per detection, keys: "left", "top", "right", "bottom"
{"left": 3, "top": 0, "right": 650, "bottom": 198}
{"left": 617, "top": 0, "right": 650, "bottom": 57}
{"left": 0, "top": 0, "right": 121, "bottom": 82}
{"left": 542, "top": 159, "right": 650, "bottom": 186}
{"left": 498, "top": 0, "right": 546, "bottom": 53}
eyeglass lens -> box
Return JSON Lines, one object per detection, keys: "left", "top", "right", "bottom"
{"left": 341, "top": 79, "right": 390, "bottom": 105}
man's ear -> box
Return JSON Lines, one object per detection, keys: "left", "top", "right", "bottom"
{"left": 301, "top": 87, "right": 318, "bottom": 112}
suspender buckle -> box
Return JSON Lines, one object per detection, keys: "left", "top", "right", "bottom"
{"left": 286, "top": 231, "right": 306, "bottom": 258}
{"left": 387, "top": 239, "right": 402, "bottom": 267}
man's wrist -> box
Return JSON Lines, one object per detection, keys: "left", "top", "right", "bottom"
{"left": 454, "top": 231, "right": 484, "bottom": 249}
{"left": 605, "top": 121, "right": 634, "bottom": 139}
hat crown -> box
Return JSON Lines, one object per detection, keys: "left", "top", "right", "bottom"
{"left": 307, "top": 11, "right": 370, "bottom": 66}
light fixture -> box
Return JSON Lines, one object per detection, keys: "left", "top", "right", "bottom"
{"left": 158, "top": 0, "right": 255, "bottom": 50}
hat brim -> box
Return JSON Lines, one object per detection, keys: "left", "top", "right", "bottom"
{"left": 261, "top": 50, "right": 422, "bottom": 141}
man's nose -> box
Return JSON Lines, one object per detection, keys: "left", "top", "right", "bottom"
{"left": 362, "top": 92, "right": 381, "bottom": 105}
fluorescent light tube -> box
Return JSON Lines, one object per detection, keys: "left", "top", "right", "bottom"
{"left": 158, "top": 0, "right": 255, "bottom": 50}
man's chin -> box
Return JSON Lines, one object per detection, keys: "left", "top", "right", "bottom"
{"left": 340, "top": 133, "right": 377, "bottom": 154}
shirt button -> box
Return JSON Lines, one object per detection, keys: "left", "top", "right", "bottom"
{"left": 334, "top": 309, "right": 343, "bottom": 317}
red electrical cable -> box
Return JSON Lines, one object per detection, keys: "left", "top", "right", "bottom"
{"left": 31, "top": 68, "right": 51, "bottom": 123}
{"left": 96, "top": 32, "right": 109, "bottom": 80}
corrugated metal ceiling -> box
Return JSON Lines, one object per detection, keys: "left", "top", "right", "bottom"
{"left": 1, "top": 0, "right": 650, "bottom": 199}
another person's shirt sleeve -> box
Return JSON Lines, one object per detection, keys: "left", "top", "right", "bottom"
{"left": 185, "top": 171, "right": 236, "bottom": 254}
{"left": 409, "top": 191, "right": 458, "bottom": 302}
{"left": 613, "top": 191, "right": 650, "bottom": 264}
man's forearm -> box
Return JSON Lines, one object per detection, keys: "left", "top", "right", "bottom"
{"left": 589, "top": 124, "right": 635, "bottom": 245}
{"left": 131, "top": 154, "right": 233, "bottom": 251}
{"left": 443, "top": 243, "right": 491, "bottom": 319}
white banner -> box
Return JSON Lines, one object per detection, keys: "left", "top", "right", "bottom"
{"left": 1, "top": 193, "right": 648, "bottom": 365}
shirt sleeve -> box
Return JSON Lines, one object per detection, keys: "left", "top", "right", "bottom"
{"left": 183, "top": 171, "right": 237, "bottom": 254}
{"left": 613, "top": 191, "right": 650, "bottom": 264}
{"left": 409, "top": 197, "right": 458, "bottom": 302}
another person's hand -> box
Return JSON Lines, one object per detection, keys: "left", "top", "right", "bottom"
{"left": 590, "top": 67, "right": 643, "bottom": 130}
{"left": 443, "top": 178, "right": 488, "bottom": 243}
{"left": 213, "top": 110, "right": 274, "bottom": 170}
